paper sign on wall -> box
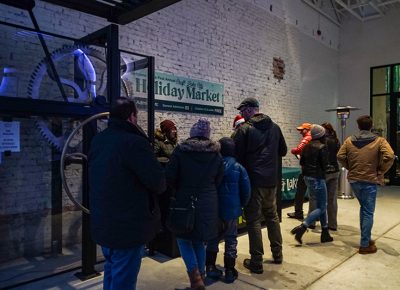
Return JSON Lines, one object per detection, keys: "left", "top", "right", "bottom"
{"left": 0, "top": 121, "right": 20, "bottom": 152}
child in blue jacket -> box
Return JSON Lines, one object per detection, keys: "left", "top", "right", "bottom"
{"left": 206, "top": 137, "right": 251, "bottom": 283}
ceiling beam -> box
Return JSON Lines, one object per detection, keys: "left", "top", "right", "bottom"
{"left": 302, "top": 0, "right": 341, "bottom": 26}
{"left": 376, "top": 0, "right": 400, "bottom": 5}
{"left": 114, "top": 0, "right": 182, "bottom": 25}
{"left": 369, "top": 2, "right": 384, "bottom": 15}
{"left": 335, "top": 0, "right": 363, "bottom": 21}
{"left": 0, "top": 0, "right": 35, "bottom": 10}
{"left": 42, "top": 0, "right": 114, "bottom": 20}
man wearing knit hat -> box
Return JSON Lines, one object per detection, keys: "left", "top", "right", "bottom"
{"left": 154, "top": 119, "right": 178, "bottom": 161}
{"left": 233, "top": 97, "right": 287, "bottom": 273}
{"left": 287, "top": 122, "right": 312, "bottom": 220}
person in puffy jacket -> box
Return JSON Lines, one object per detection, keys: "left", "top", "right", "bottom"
{"left": 337, "top": 115, "right": 394, "bottom": 255}
{"left": 287, "top": 122, "right": 312, "bottom": 220}
{"left": 233, "top": 97, "right": 287, "bottom": 273}
{"left": 291, "top": 124, "right": 334, "bottom": 245}
{"left": 205, "top": 137, "right": 251, "bottom": 283}
{"left": 154, "top": 119, "right": 178, "bottom": 161}
{"left": 166, "top": 118, "right": 224, "bottom": 290}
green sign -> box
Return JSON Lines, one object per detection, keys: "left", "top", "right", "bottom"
{"left": 124, "top": 70, "right": 224, "bottom": 115}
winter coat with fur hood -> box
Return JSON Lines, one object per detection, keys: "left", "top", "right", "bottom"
{"left": 166, "top": 137, "right": 224, "bottom": 242}
{"left": 337, "top": 130, "right": 395, "bottom": 185}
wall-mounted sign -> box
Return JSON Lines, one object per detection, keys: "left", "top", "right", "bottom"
{"left": 0, "top": 121, "right": 20, "bottom": 152}
{"left": 125, "top": 71, "right": 224, "bottom": 115}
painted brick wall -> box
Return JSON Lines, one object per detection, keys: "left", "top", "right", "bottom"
{"left": 0, "top": 0, "right": 339, "bottom": 262}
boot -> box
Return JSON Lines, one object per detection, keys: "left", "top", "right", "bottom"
{"left": 287, "top": 211, "right": 304, "bottom": 220}
{"left": 205, "top": 251, "right": 222, "bottom": 280}
{"left": 243, "top": 258, "right": 263, "bottom": 274}
{"left": 321, "top": 228, "right": 334, "bottom": 243}
{"left": 188, "top": 267, "right": 206, "bottom": 290}
{"left": 224, "top": 256, "right": 238, "bottom": 283}
{"left": 290, "top": 224, "right": 307, "bottom": 244}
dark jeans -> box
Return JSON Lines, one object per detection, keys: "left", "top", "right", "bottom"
{"left": 294, "top": 173, "right": 307, "bottom": 214}
{"left": 244, "top": 186, "right": 282, "bottom": 263}
{"left": 102, "top": 245, "right": 145, "bottom": 290}
{"left": 207, "top": 219, "right": 238, "bottom": 259}
{"left": 326, "top": 172, "right": 339, "bottom": 229}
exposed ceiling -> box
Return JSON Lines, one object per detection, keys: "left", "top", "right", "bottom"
{"left": 303, "top": 0, "right": 400, "bottom": 25}
{"left": 0, "top": 0, "right": 182, "bottom": 25}
{"left": 41, "top": 0, "right": 182, "bottom": 24}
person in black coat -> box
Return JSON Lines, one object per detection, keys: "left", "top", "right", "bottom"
{"left": 166, "top": 118, "right": 223, "bottom": 290}
{"left": 321, "top": 122, "right": 340, "bottom": 230}
{"left": 89, "top": 97, "right": 166, "bottom": 290}
{"left": 291, "top": 124, "right": 334, "bottom": 245}
{"left": 233, "top": 97, "right": 287, "bottom": 274}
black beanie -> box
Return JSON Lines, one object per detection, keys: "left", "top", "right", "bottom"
{"left": 219, "top": 137, "right": 236, "bottom": 157}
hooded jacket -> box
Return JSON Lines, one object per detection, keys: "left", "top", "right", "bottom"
{"left": 337, "top": 130, "right": 395, "bottom": 185}
{"left": 233, "top": 113, "right": 287, "bottom": 187}
{"left": 166, "top": 137, "right": 224, "bottom": 241}
{"left": 218, "top": 156, "right": 251, "bottom": 220}
{"left": 89, "top": 118, "right": 166, "bottom": 248}
{"left": 154, "top": 128, "right": 177, "bottom": 159}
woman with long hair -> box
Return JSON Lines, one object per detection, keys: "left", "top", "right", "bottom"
{"left": 321, "top": 122, "right": 340, "bottom": 231}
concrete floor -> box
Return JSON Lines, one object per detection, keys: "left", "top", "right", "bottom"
{"left": 12, "top": 186, "right": 400, "bottom": 290}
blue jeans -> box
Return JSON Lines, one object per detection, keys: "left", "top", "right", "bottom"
{"left": 207, "top": 219, "right": 238, "bottom": 259}
{"left": 176, "top": 238, "right": 206, "bottom": 273}
{"left": 350, "top": 181, "right": 377, "bottom": 247}
{"left": 303, "top": 176, "right": 328, "bottom": 228}
{"left": 102, "top": 245, "right": 145, "bottom": 290}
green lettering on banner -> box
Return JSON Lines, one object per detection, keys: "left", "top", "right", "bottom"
{"left": 126, "top": 70, "right": 224, "bottom": 115}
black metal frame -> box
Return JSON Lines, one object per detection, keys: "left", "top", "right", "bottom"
{"left": 370, "top": 63, "right": 400, "bottom": 185}
{"left": 0, "top": 14, "right": 156, "bottom": 288}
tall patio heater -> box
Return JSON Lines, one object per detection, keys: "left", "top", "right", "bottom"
{"left": 325, "top": 106, "right": 360, "bottom": 199}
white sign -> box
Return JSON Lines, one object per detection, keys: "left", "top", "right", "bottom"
{"left": 0, "top": 121, "right": 20, "bottom": 152}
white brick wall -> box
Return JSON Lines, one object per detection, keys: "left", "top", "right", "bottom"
{"left": 0, "top": 0, "right": 339, "bottom": 261}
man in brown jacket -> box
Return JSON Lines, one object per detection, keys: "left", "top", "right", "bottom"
{"left": 337, "top": 115, "right": 395, "bottom": 254}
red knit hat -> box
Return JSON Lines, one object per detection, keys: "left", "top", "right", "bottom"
{"left": 233, "top": 115, "right": 245, "bottom": 128}
{"left": 160, "top": 120, "right": 176, "bottom": 133}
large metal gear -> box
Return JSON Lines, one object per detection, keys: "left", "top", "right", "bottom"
{"left": 27, "top": 44, "right": 130, "bottom": 152}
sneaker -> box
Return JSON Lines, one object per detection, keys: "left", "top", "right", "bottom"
{"left": 359, "top": 244, "right": 377, "bottom": 254}
{"left": 206, "top": 265, "right": 223, "bottom": 280}
{"left": 243, "top": 259, "right": 263, "bottom": 274}
{"left": 287, "top": 212, "right": 304, "bottom": 220}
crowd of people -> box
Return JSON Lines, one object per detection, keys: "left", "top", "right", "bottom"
{"left": 88, "top": 97, "right": 395, "bottom": 290}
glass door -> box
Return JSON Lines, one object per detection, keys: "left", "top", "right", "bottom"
{"left": 371, "top": 64, "right": 400, "bottom": 184}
